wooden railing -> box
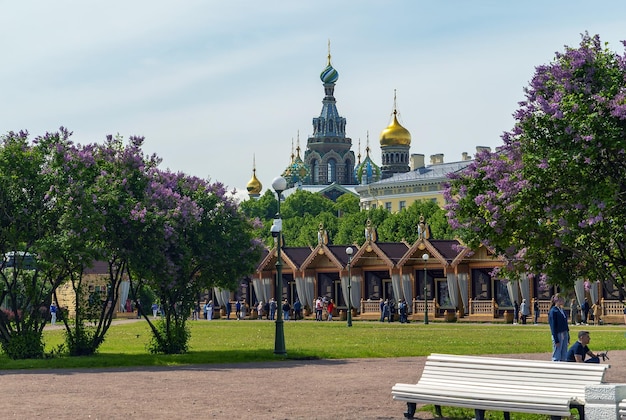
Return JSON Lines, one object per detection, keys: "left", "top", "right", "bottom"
{"left": 412, "top": 299, "right": 437, "bottom": 316}
{"left": 469, "top": 299, "right": 497, "bottom": 316}
{"left": 361, "top": 300, "right": 380, "bottom": 314}
{"left": 602, "top": 298, "right": 624, "bottom": 316}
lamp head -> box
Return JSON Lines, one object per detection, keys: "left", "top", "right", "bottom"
{"left": 270, "top": 219, "right": 282, "bottom": 238}
{"left": 345, "top": 246, "right": 353, "bottom": 256}
{"left": 272, "top": 176, "right": 288, "bottom": 193}
{"left": 422, "top": 253, "right": 429, "bottom": 262}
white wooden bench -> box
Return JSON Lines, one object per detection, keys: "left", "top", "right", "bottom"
{"left": 619, "top": 399, "right": 626, "bottom": 419}
{"left": 392, "top": 353, "right": 609, "bottom": 420}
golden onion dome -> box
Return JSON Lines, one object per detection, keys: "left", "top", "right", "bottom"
{"left": 246, "top": 170, "right": 262, "bottom": 195}
{"left": 380, "top": 111, "right": 411, "bottom": 146}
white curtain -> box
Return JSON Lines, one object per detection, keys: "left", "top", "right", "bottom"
{"left": 213, "top": 288, "right": 231, "bottom": 307}
{"left": 295, "top": 276, "right": 305, "bottom": 306}
{"left": 252, "top": 279, "right": 263, "bottom": 303}
{"left": 119, "top": 280, "right": 130, "bottom": 312}
{"left": 304, "top": 276, "right": 316, "bottom": 309}
{"left": 391, "top": 273, "right": 402, "bottom": 302}
{"left": 590, "top": 281, "right": 599, "bottom": 304}
{"left": 341, "top": 275, "right": 351, "bottom": 308}
{"left": 262, "top": 278, "right": 273, "bottom": 303}
{"left": 446, "top": 273, "right": 459, "bottom": 308}
{"left": 401, "top": 274, "right": 413, "bottom": 310}
{"left": 520, "top": 273, "right": 531, "bottom": 302}
{"left": 458, "top": 273, "right": 469, "bottom": 314}
{"left": 506, "top": 280, "right": 520, "bottom": 306}
{"left": 351, "top": 274, "right": 362, "bottom": 311}
{"left": 574, "top": 278, "right": 585, "bottom": 307}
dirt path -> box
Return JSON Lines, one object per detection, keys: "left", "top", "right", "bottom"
{"left": 1, "top": 350, "right": 625, "bottom": 420}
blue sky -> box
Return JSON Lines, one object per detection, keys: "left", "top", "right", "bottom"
{"left": 2, "top": 1, "right": 625, "bottom": 199}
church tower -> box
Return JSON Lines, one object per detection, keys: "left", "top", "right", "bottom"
{"left": 380, "top": 91, "right": 411, "bottom": 178}
{"left": 303, "top": 42, "right": 356, "bottom": 185}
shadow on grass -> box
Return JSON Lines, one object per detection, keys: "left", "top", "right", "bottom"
{"left": 0, "top": 349, "right": 339, "bottom": 372}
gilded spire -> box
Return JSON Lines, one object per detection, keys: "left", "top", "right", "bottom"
{"left": 246, "top": 154, "right": 262, "bottom": 196}
{"left": 327, "top": 39, "right": 332, "bottom": 66}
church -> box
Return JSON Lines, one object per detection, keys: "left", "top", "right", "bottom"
{"left": 246, "top": 45, "right": 488, "bottom": 207}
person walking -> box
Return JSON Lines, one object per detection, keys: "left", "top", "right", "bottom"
{"left": 225, "top": 301, "right": 232, "bottom": 319}
{"left": 282, "top": 299, "right": 291, "bottom": 321}
{"left": 257, "top": 301, "right": 264, "bottom": 320}
{"left": 520, "top": 299, "right": 530, "bottom": 324}
{"left": 205, "top": 300, "right": 214, "bottom": 320}
{"left": 513, "top": 300, "right": 519, "bottom": 325}
{"left": 548, "top": 295, "right": 570, "bottom": 361}
{"left": 592, "top": 300, "right": 602, "bottom": 325}
{"left": 379, "top": 298, "right": 385, "bottom": 322}
{"left": 533, "top": 299, "right": 540, "bottom": 324}
{"left": 399, "top": 299, "right": 408, "bottom": 323}
{"left": 327, "top": 299, "right": 335, "bottom": 321}
{"left": 235, "top": 299, "right": 242, "bottom": 320}
{"left": 570, "top": 298, "right": 579, "bottom": 325}
{"left": 269, "top": 298, "right": 277, "bottom": 320}
{"left": 293, "top": 298, "right": 302, "bottom": 320}
{"left": 192, "top": 302, "right": 200, "bottom": 320}
{"left": 581, "top": 297, "right": 590, "bottom": 325}
{"left": 382, "top": 299, "right": 391, "bottom": 323}
{"left": 315, "top": 297, "right": 323, "bottom": 321}
{"left": 50, "top": 302, "right": 57, "bottom": 325}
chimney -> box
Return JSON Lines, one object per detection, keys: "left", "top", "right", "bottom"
{"left": 430, "top": 153, "right": 444, "bottom": 164}
{"left": 462, "top": 152, "right": 470, "bottom": 161}
{"left": 475, "top": 146, "right": 491, "bottom": 156}
{"left": 410, "top": 154, "right": 425, "bottom": 170}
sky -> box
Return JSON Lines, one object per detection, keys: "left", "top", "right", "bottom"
{"left": 2, "top": 1, "right": 626, "bottom": 200}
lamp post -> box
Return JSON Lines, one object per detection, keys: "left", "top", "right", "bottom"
{"left": 271, "top": 176, "right": 287, "bottom": 355}
{"left": 422, "top": 253, "right": 429, "bottom": 325}
{"left": 345, "top": 246, "right": 353, "bottom": 327}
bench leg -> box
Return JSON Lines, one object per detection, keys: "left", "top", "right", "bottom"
{"left": 403, "top": 402, "right": 416, "bottom": 419}
{"left": 572, "top": 404, "right": 584, "bottom": 420}
{"left": 434, "top": 405, "right": 443, "bottom": 417}
{"left": 503, "top": 412, "right": 511, "bottom": 420}
{"left": 474, "top": 409, "right": 485, "bottom": 420}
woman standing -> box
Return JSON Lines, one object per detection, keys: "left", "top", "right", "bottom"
{"left": 548, "top": 295, "right": 569, "bottom": 361}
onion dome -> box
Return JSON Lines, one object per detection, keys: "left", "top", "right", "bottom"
{"left": 246, "top": 156, "right": 262, "bottom": 196}
{"left": 320, "top": 41, "right": 339, "bottom": 84}
{"left": 320, "top": 63, "right": 338, "bottom": 84}
{"left": 380, "top": 109, "right": 411, "bottom": 147}
{"left": 354, "top": 134, "right": 381, "bottom": 184}
{"left": 355, "top": 148, "right": 381, "bottom": 184}
{"left": 282, "top": 139, "right": 310, "bottom": 187}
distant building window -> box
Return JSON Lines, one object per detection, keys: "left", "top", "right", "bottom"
{"left": 399, "top": 201, "right": 406, "bottom": 211}
{"left": 327, "top": 159, "right": 336, "bottom": 183}
{"left": 372, "top": 203, "right": 377, "bottom": 209}
{"left": 385, "top": 202, "right": 392, "bottom": 211}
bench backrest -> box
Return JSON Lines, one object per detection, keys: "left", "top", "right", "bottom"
{"left": 420, "top": 353, "right": 608, "bottom": 400}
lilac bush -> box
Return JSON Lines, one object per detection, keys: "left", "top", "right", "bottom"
{"left": 445, "top": 33, "right": 626, "bottom": 292}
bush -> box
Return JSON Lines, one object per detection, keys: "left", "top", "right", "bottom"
{"left": 1, "top": 330, "right": 45, "bottom": 359}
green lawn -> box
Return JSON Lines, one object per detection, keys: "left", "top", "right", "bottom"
{"left": 2, "top": 320, "right": 623, "bottom": 370}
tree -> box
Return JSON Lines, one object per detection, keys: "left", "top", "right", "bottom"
{"left": 0, "top": 130, "right": 72, "bottom": 359}
{"left": 131, "top": 171, "right": 264, "bottom": 354}
{"left": 378, "top": 200, "right": 453, "bottom": 242}
{"left": 43, "top": 133, "right": 162, "bottom": 356}
{"left": 445, "top": 33, "right": 626, "bottom": 293}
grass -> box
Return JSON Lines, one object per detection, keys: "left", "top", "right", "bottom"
{"left": 2, "top": 320, "right": 622, "bottom": 419}
{"left": 1, "top": 319, "right": 623, "bottom": 370}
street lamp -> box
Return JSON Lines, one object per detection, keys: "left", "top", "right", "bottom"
{"left": 345, "top": 246, "right": 354, "bottom": 327}
{"left": 271, "top": 176, "right": 287, "bottom": 355}
{"left": 422, "top": 253, "right": 429, "bottom": 325}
